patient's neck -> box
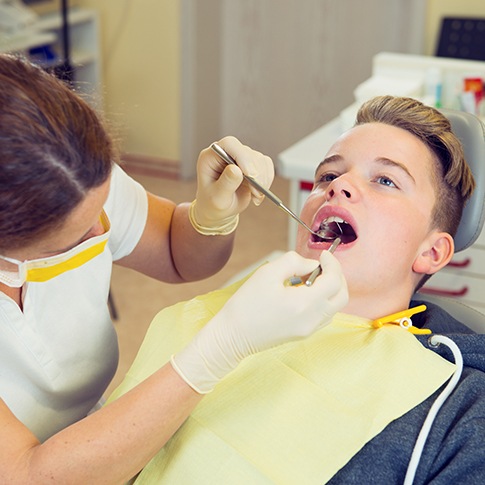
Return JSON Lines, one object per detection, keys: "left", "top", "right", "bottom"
{"left": 343, "top": 292, "right": 413, "bottom": 321}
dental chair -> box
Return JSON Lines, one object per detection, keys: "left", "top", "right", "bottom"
{"left": 415, "top": 108, "right": 485, "bottom": 334}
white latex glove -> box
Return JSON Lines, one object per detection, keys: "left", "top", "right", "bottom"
{"left": 190, "top": 136, "right": 274, "bottom": 235}
{"left": 171, "top": 250, "right": 348, "bottom": 393}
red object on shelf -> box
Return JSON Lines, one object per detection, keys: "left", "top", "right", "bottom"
{"left": 300, "top": 181, "right": 313, "bottom": 191}
{"left": 447, "top": 258, "right": 472, "bottom": 268}
{"left": 419, "top": 286, "right": 469, "bottom": 297}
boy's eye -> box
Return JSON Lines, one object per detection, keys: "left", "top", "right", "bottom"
{"left": 376, "top": 176, "right": 397, "bottom": 188}
{"left": 316, "top": 172, "right": 338, "bottom": 184}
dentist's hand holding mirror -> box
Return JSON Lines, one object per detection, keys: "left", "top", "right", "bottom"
{"left": 172, "top": 249, "right": 348, "bottom": 393}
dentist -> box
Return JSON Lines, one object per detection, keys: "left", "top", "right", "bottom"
{"left": 0, "top": 54, "right": 347, "bottom": 482}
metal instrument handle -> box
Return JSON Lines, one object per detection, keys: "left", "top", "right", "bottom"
{"left": 210, "top": 143, "right": 316, "bottom": 235}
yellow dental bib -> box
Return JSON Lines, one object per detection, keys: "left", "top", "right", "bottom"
{"left": 108, "top": 280, "right": 456, "bottom": 485}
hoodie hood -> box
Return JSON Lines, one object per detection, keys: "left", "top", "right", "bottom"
{"left": 411, "top": 299, "right": 485, "bottom": 373}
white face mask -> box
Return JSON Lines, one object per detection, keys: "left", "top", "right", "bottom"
{"left": 0, "top": 210, "right": 111, "bottom": 288}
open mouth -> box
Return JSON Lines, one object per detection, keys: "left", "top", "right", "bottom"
{"left": 311, "top": 216, "right": 357, "bottom": 244}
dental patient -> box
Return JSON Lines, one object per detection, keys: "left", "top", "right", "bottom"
{"left": 108, "top": 96, "right": 485, "bottom": 484}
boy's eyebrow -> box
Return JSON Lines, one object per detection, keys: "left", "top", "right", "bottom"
{"left": 314, "top": 154, "right": 416, "bottom": 184}
{"left": 375, "top": 157, "right": 416, "bottom": 183}
{"left": 314, "top": 154, "right": 342, "bottom": 176}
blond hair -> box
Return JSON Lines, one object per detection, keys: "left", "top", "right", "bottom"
{"left": 356, "top": 96, "right": 475, "bottom": 237}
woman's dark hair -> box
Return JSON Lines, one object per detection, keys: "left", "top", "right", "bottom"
{"left": 0, "top": 54, "right": 115, "bottom": 252}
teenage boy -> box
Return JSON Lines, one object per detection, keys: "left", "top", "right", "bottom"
{"left": 109, "top": 96, "right": 485, "bottom": 484}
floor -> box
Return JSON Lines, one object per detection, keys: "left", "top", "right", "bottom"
{"left": 106, "top": 168, "right": 290, "bottom": 395}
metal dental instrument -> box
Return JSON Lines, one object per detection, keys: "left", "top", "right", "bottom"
{"left": 283, "top": 237, "right": 341, "bottom": 287}
{"left": 211, "top": 143, "right": 344, "bottom": 287}
{"left": 210, "top": 143, "right": 334, "bottom": 240}
{"left": 304, "top": 237, "right": 341, "bottom": 287}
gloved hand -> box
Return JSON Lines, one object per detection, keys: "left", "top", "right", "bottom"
{"left": 189, "top": 136, "right": 274, "bottom": 235}
{"left": 171, "top": 250, "right": 348, "bottom": 393}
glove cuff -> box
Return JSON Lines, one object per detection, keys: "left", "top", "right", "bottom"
{"left": 170, "top": 355, "right": 215, "bottom": 394}
{"left": 189, "top": 200, "right": 239, "bottom": 236}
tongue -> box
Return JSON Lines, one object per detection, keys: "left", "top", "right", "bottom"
{"left": 339, "top": 226, "right": 357, "bottom": 244}
{"left": 317, "top": 221, "right": 357, "bottom": 244}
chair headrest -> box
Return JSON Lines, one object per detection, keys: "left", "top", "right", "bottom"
{"left": 440, "top": 109, "right": 485, "bottom": 251}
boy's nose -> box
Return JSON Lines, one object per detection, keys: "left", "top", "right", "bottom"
{"left": 325, "top": 176, "right": 354, "bottom": 200}
{"left": 326, "top": 187, "right": 351, "bottom": 199}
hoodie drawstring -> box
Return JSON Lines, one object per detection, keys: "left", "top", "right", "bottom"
{"left": 404, "top": 335, "right": 464, "bottom": 485}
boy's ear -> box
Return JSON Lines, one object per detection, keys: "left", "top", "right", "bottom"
{"left": 412, "top": 231, "right": 454, "bottom": 275}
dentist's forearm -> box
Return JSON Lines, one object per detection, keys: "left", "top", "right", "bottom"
{"left": 171, "top": 203, "right": 236, "bottom": 281}
{"left": 8, "top": 363, "right": 202, "bottom": 484}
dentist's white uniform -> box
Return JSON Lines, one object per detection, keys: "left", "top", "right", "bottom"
{"left": 0, "top": 165, "right": 148, "bottom": 442}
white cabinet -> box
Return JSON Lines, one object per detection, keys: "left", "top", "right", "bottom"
{"left": 0, "top": 8, "right": 102, "bottom": 109}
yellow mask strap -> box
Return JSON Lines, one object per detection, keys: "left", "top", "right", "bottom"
{"left": 25, "top": 239, "right": 108, "bottom": 282}
{"left": 25, "top": 210, "right": 111, "bottom": 283}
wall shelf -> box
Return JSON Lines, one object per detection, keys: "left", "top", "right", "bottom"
{"left": 0, "top": 7, "right": 102, "bottom": 109}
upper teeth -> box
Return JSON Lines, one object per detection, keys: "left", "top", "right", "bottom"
{"left": 323, "top": 216, "right": 346, "bottom": 224}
